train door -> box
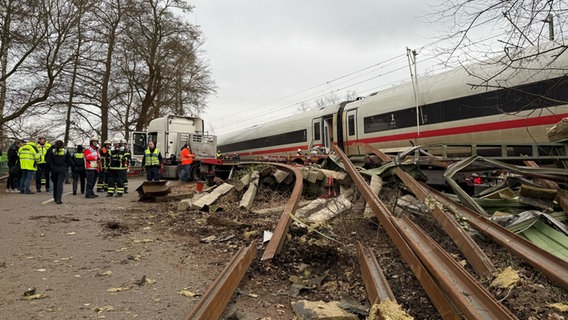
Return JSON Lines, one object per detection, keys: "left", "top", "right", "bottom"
{"left": 322, "top": 116, "right": 334, "bottom": 153}
{"left": 344, "top": 109, "right": 359, "bottom": 155}
{"left": 311, "top": 118, "right": 322, "bottom": 150}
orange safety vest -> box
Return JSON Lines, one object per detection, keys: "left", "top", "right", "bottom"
{"left": 180, "top": 147, "right": 194, "bottom": 165}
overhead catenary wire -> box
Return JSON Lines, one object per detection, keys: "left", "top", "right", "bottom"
{"left": 213, "top": 20, "right": 512, "bottom": 134}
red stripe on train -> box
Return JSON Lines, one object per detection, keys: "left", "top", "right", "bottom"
{"left": 247, "top": 113, "right": 568, "bottom": 155}
{"left": 352, "top": 113, "right": 568, "bottom": 145}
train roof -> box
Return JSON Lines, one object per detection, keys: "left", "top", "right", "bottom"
{"left": 345, "top": 44, "right": 568, "bottom": 112}
{"left": 218, "top": 104, "right": 342, "bottom": 145}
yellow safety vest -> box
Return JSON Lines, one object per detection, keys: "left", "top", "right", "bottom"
{"left": 144, "top": 148, "right": 160, "bottom": 166}
{"left": 36, "top": 141, "right": 52, "bottom": 164}
{"left": 18, "top": 142, "right": 40, "bottom": 171}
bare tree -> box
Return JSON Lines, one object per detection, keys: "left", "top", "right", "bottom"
{"left": 297, "top": 101, "right": 311, "bottom": 113}
{"left": 429, "top": 0, "right": 568, "bottom": 82}
{"left": 1, "top": 0, "right": 216, "bottom": 144}
{"left": 122, "top": 0, "right": 215, "bottom": 132}
{"left": 315, "top": 93, "right": 340, "bottom": 108}
{"left": 0, "top": 0, "right": 78, "bottom": 141}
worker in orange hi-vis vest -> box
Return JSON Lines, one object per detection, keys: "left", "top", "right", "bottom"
{"left": 179, "top": 144, "right": 194, "bottom": 182}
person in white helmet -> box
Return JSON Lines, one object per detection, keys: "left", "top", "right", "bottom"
{"left": 84, "top": 136, "right": 101, "bottom": 198}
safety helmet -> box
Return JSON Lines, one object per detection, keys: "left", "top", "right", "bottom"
{"left": 103, "top": 140, "right": 111, "bottom": 145}
{"left": 120, "top": 138, "right": 127, "bottom": 144}
{"left": 90, "top": 135, "right": 99, "bottom": 142}
{"left": 112, "top": 137, "right": 121, "bottom": 144}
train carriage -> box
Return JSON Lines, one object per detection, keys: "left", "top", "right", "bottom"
{"left": 343, "top": 48, "right": 568, "bottom": 156}
{"left": 219, "top": 45, "right": 568, "bottom": 163}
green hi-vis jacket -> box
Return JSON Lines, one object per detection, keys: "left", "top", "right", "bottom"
{"left": 18, "top": 142, "right": 40, "bottom": 171}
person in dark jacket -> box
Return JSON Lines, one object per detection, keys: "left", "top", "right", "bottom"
{"left": 6, "top": 139, "right": 24, "bottom": 192}
{"left": 46, "top": 140, "right": 75, "bottom": 204}
{"left": 72, "top": 145, "right": 86, "bottom": 195}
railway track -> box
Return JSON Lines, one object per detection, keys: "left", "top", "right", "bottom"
{"left": 183, "top": 147, "right": 568, "bottom": 319}
{"left": 183, "top": 162, "right": 303, "bottom": 319}
{"left": 334, "top": 145, "right": 517, "bottom": 320}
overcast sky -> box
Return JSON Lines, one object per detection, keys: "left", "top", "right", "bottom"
{"left": 190, "top": 1, "right": 445, "bottom": 135}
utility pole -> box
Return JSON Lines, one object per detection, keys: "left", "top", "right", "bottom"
{"left": 407, "top": 48, "right": 421, "bottom": 136}
{"left": 544, "top": 14, "right": 554, "bottom": 41}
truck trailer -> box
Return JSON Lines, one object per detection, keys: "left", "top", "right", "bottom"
{"left": 130, "top": 114, "right": 223, "bottom": 181}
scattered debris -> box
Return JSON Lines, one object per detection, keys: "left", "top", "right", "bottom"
{"left": 136, "top": 180, "right": 171, "bottom": 201}
{"left": 240, "top": 171, "right": 260, "bottom": 210}
{"left": 364, "top": 175, "right": 383, "bottom": 218}
{"left": 291, "top": 300, "right": 358, "bottom": 320}
{"left": 132, "top": 238, "right": 154, "bottom": 243}
{"left": 200, "top": 235, "right": 217, "bottom": 243}
{"left": 22, "top": 293, "right": 48, "bottom": 301}
{"left": 306, "top": 188, "right": 354, "bottom": 223}
{"left": 94, "top": 305, "right": 116, "bottom": 313}
{"left": 368, "top": 299, "right": 413, "bottom": 320}
{"left": 206, "top": 215, "right": 250, "bottom": 229}
{"left": 23, "top": 288, "right": 36, "bottom": 296}
{"left": 192, "top": 183, "right": 234, "bottom": 210}
{"left": 95, "top": 270, "right": 112, "bottom": 277}
{"left": 107, "top": 286, "right": 131, "bottom": 293}
{"left": 179, "top": 290, "right": 200, "bottom": 298}
{"left": 548, "top": 303, "right": 568, "bottom": 312}
{"left": 263, "top": 230, "right": 273, "bottom": 243}
{"left": 134, "top": 275, "right": 147, "bottom": 286}
{"left": 491, "top": 267, "right": 520, "bottom": 289}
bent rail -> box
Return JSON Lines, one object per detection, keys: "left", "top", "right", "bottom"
{"left": 259, "top": 162, "right": 304, "bottom": 261}
{"left": 185, "top": 162, "right": 304, "bottom": 318}
{"left": 421, "top": 182, "right": 568, "bottom": 290}
{"left": 333, "top": 145, "right": 517, "bottom": 319}
{"left": 363, "top": 144, "right": 496, "bottom": 277}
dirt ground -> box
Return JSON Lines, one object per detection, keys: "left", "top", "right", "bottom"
{"left": 1, "top": 174, "right": 568, "bottom": 320}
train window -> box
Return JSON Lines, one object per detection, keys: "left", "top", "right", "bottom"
{"left": 364, "top": 114, "right": 390, "bottom": 133}
{"left": 313, "top": 122, "right": 321, "bottom": 140}
{"left": 348, "top": 115, "right": 355, "bottom": 136}
{"left": 220, "top": 129, "right": 307, "bottom": 152}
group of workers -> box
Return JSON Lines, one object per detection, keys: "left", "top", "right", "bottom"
{"left": 4, "top": 135, "right": 199, "bottom": 204}
{"left": 6, "top": 137, "right": 80, "bottom": 204}
{"left": 4, "top": 136, "right": 136, "bottom": 204}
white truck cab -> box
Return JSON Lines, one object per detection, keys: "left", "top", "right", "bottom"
{"left": 130, "top": 114, "right": 217, "bottom": 179}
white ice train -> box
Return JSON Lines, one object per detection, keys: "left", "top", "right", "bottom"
{"left": 218, "top": 47, "right": 568, "bottom": 162}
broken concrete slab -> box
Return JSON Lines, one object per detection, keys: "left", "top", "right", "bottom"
{"left": 253, "top": 200, "right": 312, "bottom": 215}
{"left": 307, "top": 194, "right": 353, "bottom": 223}
{"left": 364, "top": 175, "right": 383, "bottom": 219}
{"left": 319, "top": 168, "right": 348, "bottom": 182}
{"left": 291, "top": 300, "right": 358, "bottom": 320}
{"left": 178, "top": 198, "right": 192, "bottom": 211}
{"left": 295, "top": 198, "right": 329, "bottom": 220}
{"left": 273, "top": 169, "right": 290, "bottom": 184}
{"left": 191, "top": 183, "right": 234, "bottom": 209}
{"left": 136, "top": 180, "right": 170, "bottom": 200}
{"left": 306, "top": 170, "right": 320, "bottom": 184}
{"left": 240, "top": 171, "right": 260, "bottom": 211}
